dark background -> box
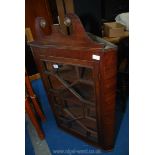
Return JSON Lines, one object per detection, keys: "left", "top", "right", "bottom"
{"left": 25, "top": 0, "right": 129, "bottom": 75}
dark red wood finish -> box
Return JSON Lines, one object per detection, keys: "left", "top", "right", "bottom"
{"left": 25, "top": 72, "right": 46, "bottom": 122}
{"left": 25, "top": 97, "right": 45, "bottom": 140}
{"left": 29, "top": 13, "right": 117, "bottom": 150}
{"left": 25, "top": 72, "right": 46, "bottom": 140}
{"left": 25, "top": 0, "right": 52, "bottom": 39}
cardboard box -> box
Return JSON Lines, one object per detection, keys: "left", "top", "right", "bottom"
{"left": 104, "top": 22, "right": 125, "bottom": 38}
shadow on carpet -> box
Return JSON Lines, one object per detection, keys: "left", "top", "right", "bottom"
{"left": 31, "top": 79, "right": 129, "bottom": 155}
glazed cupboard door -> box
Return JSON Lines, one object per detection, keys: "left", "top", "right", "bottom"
{"left": 40, "top": 58, "right": 100, "bottom": 143}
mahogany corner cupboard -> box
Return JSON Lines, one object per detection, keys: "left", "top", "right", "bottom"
{"left": 29, "top": 14, "right": 117, "bottom": 150}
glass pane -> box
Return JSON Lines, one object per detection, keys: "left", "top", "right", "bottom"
{"left": 72, "top": 82, "right": 95, "bottom": 103}
{"left": 42, "top": 60, "right": 98, "bottom": 142}
{"left": 48, "top": 75, "right": 65, "bottom": 90}
{"left": 56, "top": 64, "right": 78, "bottom": 84}
{"left": 78, "top": 67, "right": 93, "bottom": 81}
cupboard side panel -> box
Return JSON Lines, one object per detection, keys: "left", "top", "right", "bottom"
{"left": 99, "top": 49, "right": 117, "bottom": 150}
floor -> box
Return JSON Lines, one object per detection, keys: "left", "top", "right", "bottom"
{"left": 26, "top": 114, "right": 52, "bottom": 155}
{"left": 25, "top": 79, "right": 129, "bottom": 155}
